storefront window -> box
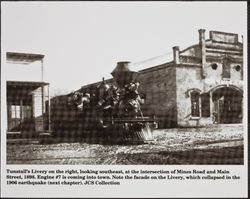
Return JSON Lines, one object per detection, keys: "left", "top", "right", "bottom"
{"left": 11, "top": 105, "right": 20, "bottom": 119}
{"left": 11, "top": 105, "right": 32, "bottom": 119}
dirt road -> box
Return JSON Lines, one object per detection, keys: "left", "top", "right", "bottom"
{"left": 7, "top": 125, "right": 244, "bottom": 164}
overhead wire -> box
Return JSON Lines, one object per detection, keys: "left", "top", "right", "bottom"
{"left": 131, "top": 51, "right": 173, "bottom": 66}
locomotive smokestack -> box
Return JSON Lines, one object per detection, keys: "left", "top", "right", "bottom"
{"left": 112, "top": 61, "right": 131, "bottom": 72}
{"left": 111, "top": 61, "right": 138, "bottom": 87}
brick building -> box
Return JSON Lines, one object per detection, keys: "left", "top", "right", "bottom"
{"left": 136, "top": 29, "right": 243, "bottom": 127}
{"left": 77, "top": 29, "right": 243, "bottom": 128}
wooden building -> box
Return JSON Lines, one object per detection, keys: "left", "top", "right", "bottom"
{"left": 7, "top": 81, "right": 49, "bottom": 138}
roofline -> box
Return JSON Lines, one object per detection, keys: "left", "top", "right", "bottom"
{"left": 6, "top": 52, "right": 45, "bottom": 63}
{"left": 7, "top": 80, "right": 49, "bottom": 86}
{"left": 138, "top": 61, "right": 174, "bottom": 73}
{"left": 179, "top": 44, "right": 199, "bottom": 54}
{"left": 79, "top": 62, "right": 175, "bottom": 88}
{"left": 209, "top": 30, "right": 239, "bottom": 37}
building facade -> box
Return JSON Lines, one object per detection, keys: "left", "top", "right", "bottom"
{"left": 137, "top": 29, "right": 243, "bottom": 127}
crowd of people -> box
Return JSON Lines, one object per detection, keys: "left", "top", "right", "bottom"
{"left": 68, "top": 80, "right": 143, "bottom": 127}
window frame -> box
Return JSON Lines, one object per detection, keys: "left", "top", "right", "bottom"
{"left": 11, "top": 105, "right": 21, "bottom": 119}
{"left": 190, "top": 91, "right": 200, "bottom": 118}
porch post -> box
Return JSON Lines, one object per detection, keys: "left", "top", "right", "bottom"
{"left": 42, "top": 86, "right": 45, "bottom": 132}
{"left": 20, "top": 99, "right": 23, "bottom": 121}
{"left": 48, "top": 84, "right": 51, "bottom": 132}
{"left": 20, "top": 99, "right": 23, "bottom": 131}
{"left": 41, "top": 58, "right": 44, "bottom": 82}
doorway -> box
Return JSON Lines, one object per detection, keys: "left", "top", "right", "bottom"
{"left": 212, "top": 87, "right": 242, "bottom": 124}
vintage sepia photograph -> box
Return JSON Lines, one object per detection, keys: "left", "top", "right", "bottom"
{"left": 2, "top": 1, "right": 246, "bottom": 166}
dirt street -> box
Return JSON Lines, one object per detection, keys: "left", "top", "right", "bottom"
{"left": 7, "top": 125, "right": 244, "bottom": 164}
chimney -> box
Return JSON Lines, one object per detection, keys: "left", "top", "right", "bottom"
{"left": 198, "top": 29, "right": 206, "bottom": 78}
{"left": 173, "top": 46, "right": 180, "bottom": 64}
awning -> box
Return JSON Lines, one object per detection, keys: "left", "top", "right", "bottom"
{"left": 6, "top": 52, "right": 44, "bottom": 64}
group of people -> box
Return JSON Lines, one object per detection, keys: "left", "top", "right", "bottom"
{"left": 68, "top": 80, "right": 143, "bottom": 127}
{"left": 96, "top": 81, "right": 142, "bottom": 118}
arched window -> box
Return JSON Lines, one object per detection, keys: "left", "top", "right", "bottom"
{"left": 191, "top": 91, "right": 200, "bottom": 117}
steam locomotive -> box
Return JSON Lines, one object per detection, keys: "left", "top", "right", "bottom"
{"left": 49, "top": 62, "right": 156, "bottom": 144}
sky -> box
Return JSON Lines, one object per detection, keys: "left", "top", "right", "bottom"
{"left": 1, "top": 1, "right": 247, "bottom": 96}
